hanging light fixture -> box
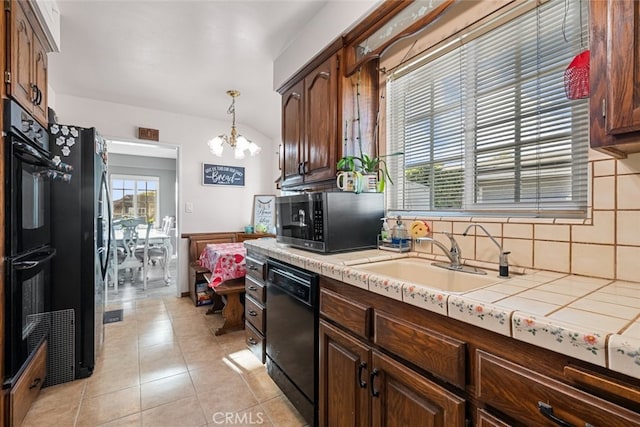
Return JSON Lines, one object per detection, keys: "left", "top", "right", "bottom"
{"left": 208, "top": 90, "right": 261, "bottom": 159}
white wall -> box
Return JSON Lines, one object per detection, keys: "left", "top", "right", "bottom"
{"left": 54, "top": 94, "right": 279, "bottom": 294}
{"left": 273, "top": 0, "right": 380, "bottom": 89}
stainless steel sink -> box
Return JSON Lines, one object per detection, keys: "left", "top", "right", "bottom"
{"left": 352, "top": 258, "right": 500, "bottom": 293}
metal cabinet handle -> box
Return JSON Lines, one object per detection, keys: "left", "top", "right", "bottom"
{"left": 358, "top": 362, "right": 367, "bottom": 388}
{"left": 248, "top": 310, "right": 257, "bottom": 317}
{"left": 247, "top": 337, "right": 257, "bottom": 346}
{"left": 248, "top": 265, "right": 258, "bottom": 271}
{"left": 247, "top": 285, "right": 257, "bottom": 291}
{"left": 537, "top": 402, "right": 574, "bottom": 427}
{"left": 31, "top": 84, "right": 38, "bottom": 103}
{"left": 369, "top": 368, "right": 380, "bottom": 397}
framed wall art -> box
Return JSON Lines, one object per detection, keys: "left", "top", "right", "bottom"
{"left": 252, "top": 194, "right": 276, "bottom": 233}
{"left": 202, "top": 163, "right": 245, "bottom": 186}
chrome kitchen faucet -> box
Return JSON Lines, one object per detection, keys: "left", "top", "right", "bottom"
{"left": 416, "top": 232, "right": 486, "bottom": 275}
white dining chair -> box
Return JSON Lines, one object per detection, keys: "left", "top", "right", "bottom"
{"left": 134, "top": 222, "right": 170, "bottom": 290}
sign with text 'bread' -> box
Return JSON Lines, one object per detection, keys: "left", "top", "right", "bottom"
{"left": 202, "top": 163, "right": 245, "bottom": 186}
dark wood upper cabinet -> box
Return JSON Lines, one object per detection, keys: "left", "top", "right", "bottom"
{"left": 281, "top": 80, "right": 305, "bottom": 187}
{"left": 590, "top": 0, "right": 640, "bottom": 157}
{"left": 8, "top": 0, "right": 49, "bottom": 126}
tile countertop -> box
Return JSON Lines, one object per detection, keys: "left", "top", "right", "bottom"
{"left": 244, "top": 238, "right": 640, "bottom": 381}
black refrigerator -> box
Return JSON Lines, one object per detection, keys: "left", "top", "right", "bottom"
{"left": 50, "top": 124, "right": 112, "bottom": 379}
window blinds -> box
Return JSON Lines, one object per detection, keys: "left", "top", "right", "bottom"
{"left": 386, "top": 0, "right": 589, "bottom": 217}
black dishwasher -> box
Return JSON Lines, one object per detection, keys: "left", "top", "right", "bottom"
{"left": 266, "top": 259, "right": 319, "bottom": 426}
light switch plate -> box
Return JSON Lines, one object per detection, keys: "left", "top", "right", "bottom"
{"left": 185, "top": 202, "right": 193, "bottom": 213}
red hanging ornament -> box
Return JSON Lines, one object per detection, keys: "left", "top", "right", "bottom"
{"left": 564, "top": 50, "right": 590, "bottom": 100}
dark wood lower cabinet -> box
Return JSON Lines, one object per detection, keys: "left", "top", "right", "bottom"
{"left": 319, "top": 320, "right": 370, "bottom": 427}
{"left": 319, "top": 320, "right": 465, "bottom": 427}
{"left": 371, "top": 350, "right": 465, "bottom": 427}
{"left": 318, "top": 275, "right": 640, "bottom": 427}
{"left": 477, "top": 350, "right": 640, "bottom": 427}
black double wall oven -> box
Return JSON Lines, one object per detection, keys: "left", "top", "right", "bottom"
{"left": 3, "top": 99, "right": 71, "bottom": 387}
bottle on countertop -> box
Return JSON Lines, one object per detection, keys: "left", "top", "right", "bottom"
{"left": 380, "top": 218, "right": 391, "bottom": 243}
{"left": 391, "top": 216, "right": 409, "bottom": 246}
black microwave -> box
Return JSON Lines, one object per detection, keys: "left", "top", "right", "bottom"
{"left": 276, "top": 192, "right": 384, "bottom": 253}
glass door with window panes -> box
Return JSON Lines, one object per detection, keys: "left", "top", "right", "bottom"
{"left": 110, "top": 175, "right": 159, "bottom": 223}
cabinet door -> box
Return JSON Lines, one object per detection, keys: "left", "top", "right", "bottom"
{"left": 10, "top": 0, "right": 35, "bottom": 112}
{"left": 590, "top": 0, "right": 640, "bottom": 156}
{"left": 371, "top": 350, "right": 466, "bottom": 427}
{"left": 604, "top": 0, "right": 640, "bottom": 135}
{"left": 319, "top": 320, "right": 371, "bottom": 427}
{"left": 281, "top": 81, "right": 304, "bottom": 187}
{"left": 32, "top": 33, "right": 48, "bottom": 125}
{"left": 304, "top": 54, "right": 339, "bottom": 183}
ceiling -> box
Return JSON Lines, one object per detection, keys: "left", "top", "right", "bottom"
{"left": 49, "top": 0, "right": 331, "bottom": 142}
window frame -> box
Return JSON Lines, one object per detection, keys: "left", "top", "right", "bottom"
{"left": 383, "top": 0, "right": 589, "bottom": 219}
{"left": 110, "top": 174, "right": 160, "bottom": 223}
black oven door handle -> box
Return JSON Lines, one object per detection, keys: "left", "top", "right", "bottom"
{"left": 13, "top": 140, "right": 56, "bottom": 169}
{"left": 13, "top": 247, "right": 57, "bottom": 270}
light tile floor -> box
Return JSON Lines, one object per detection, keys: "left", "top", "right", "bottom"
{"left": 22, "top": 295, "right": 307, "bottom": 427}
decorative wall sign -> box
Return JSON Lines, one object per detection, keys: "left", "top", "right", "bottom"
{"left": 252, "top": 194, "right": 276, "bottom": 233}
{"left": 202, "top": 163, "right": 245, "bottom": 186}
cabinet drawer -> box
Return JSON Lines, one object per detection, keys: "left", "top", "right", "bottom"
{"left": 246, "top": 255, "right": 266, "bottom": 281}
{"left": 245, "top": 295, "right": 265, "bottom": 333}
{"left": 11, "top": 340, "right": 47, "bottom": 427}
{"left": 320, "top": 287, "right": 370, "bottom": 339}
{"left": 477, "top": 350, "right": 640, "bottom": 426}
{"left": 245, "top": 322, "right": 265, "bottom": 363}
{"left": 245, "top": 275, "right": 265, "bottom": 303}
{"left": 374, "top": 310, "right": 466, "bottom": 389}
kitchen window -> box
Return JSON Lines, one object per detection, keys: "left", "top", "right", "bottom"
{"left": 386, "top": 0, "right": 589, "bottom": 218}
{"left": 110, "top": 175, "right": 159, "bottom": 222}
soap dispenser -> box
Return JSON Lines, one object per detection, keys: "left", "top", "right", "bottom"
{"left": 380, "top": 218, "right": 391, "bottom": 243}
{"left": 391, "top": 216, "right": 409, "bottom": 246}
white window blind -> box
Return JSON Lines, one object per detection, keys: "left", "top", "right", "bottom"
{"left": 386, "top": 0, "right": 589, "bottom": 217}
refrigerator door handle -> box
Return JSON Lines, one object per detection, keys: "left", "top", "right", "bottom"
{"left": 98, "top": 171, "right": 112, "bottom": 281}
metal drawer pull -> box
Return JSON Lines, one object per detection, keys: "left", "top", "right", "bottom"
{"left": 248, "top": 265, "right": 258, "bottom": 270}
{"left": 358, "top": 362, "right": 367, "bottom": 388}
{"left": 370, "top": 369, "right": 380, "bottom": 397}
{"left": 247, "top": 337, "right": 257, "bottom": 346}
{"left": 537, "top": 402, "right": 573, "bottom": 427}
{"left": 248, "top": 310, "right": 257, "bottom": 316}
{"left": 247, "top": 285, "right": 257, "bottom": 291}
{"left": 29, "top": 377, "right": 42, "bottom": 390}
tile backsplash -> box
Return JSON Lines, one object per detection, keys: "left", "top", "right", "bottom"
{"left": 409, "top": 150, "right": 640, "bottom": 281}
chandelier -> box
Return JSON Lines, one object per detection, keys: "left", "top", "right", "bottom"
{"left": 208, "top": 90, "right": 261, "bottom": 159}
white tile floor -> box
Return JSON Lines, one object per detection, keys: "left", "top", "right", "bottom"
{"left": 22, "top": 277, "right": 307, "bottom": 426}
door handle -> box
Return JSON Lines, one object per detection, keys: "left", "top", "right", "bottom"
{"left": 537, "top": 402, "right": 574, "bottom": 427}
{"left": 369, "top": 368, "right": 380, "bottom": 397}
{"left": 358, "top": 362, "right": 367, "bottom": 388}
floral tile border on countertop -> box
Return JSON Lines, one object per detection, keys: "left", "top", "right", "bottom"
{"left": 243, "top": 239, "right": 640, "bottom": 380}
